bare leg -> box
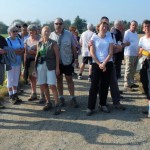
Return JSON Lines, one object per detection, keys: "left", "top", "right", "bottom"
{"left": 57, "top": 74, "right": 63, "bottom": 96}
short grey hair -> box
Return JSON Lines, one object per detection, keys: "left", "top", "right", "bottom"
{"left": 54, "top": 17, "right": 64, "bottom": 23}
{"left": 114, "top": 20, "right": 123, "bottom": 28}
{"left": 7, "top": 25, "right": 18, "bottom": 33}
{"left": 87, "top": 23, "right": 93, "bottom": 30}
{"left": 27, "top": 24, "right": 37, "bottom": 31}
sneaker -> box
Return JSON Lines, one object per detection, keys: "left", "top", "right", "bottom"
{"left": 43, "top": 102, "right": 52, "bottom": 111}
{"left": 28, "top": 93, "right": 37, "bottom": 101}
{"left": 70, "top": 97, "right": 79, "bottom": 108}
{"left": 113, "top": 103, "right": 126, "bottom": 110}
{"left": 54, "top": 104, "right": 61, "bottom": 115}
{"left": 130, "top": 84, "right": 139, "bottom": 88}
{"left": 86, "top": 109, "right": 94, "bottom": 116}
{"left": 142, "top": 110, "right": 148, "bottom": 114}
{"left": 78, "top": 75, "right": 82, "bottom": 80}
{"left": 123, "top": 87, "right": 134, "bottom": 92}
{"left": 9, "top": 95, "right": 18, "bottom": 105}
{"left": 100, "top": 106, "right": 110, "bottom": 113}
{"left": 88, "top": 76, "right": 91, "bottom": 82}
{"left": 13, "top": 93, "right": 22, "bottom": 103}
{"left": 59, "top": 97, "right": 65, "bottom": 107}
{"left": 0, "top": 102, "right": 5, "bottom": 109}
{"left": 39, "top": 96, "right": 46, "bottom": 104}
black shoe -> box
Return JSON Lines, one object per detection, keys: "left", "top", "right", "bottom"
{"left": 43, "top": 102, "right": 52, "bottom": 111}
{"left": 9, "top": 95, "right": 18, "bottom": 105}
{"left": 86, "top": 109, "right": 94, "bottom": 116}
{"left": 59, "top": 97, "right": 65, "bottom": 107}
{"left": 0, "top": 102, "right": 5, "bottom": 109}
{"left": 130, "top": 84, "right": 139, "bottom": 88}
{"left": 142, "top": 110, "right": 148, "bottom": 114}
{"left": 119, "top": 90, "right": 123, "bottom": 94}
{"left": 70, "top": 97, "right": 79, "bottom": 108}
{"left": 54, "top": 104, "right": 61, "bottom": 115}
{"left": 120, "top": 95, "right": 124, "bottom": 99}
{"left": 13, "top": 93, "right": 22, "bottom": 103}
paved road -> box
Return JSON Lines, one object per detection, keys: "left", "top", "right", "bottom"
{"left": 0, "top": 63, "right": 150, "bottom": 150}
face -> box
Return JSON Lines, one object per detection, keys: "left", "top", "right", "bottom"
{"left": 130, "top": 22, "right": 137, "bottom": 32}
{"left": 10, "top": 28, "right": 18, "bottom": 38}
{"left": 29, "top": 29, "right": 36, "bottom": 37}
{"left": 54, "top": 19, "right": 63, "bottom": 32}
{"left": 42, "top": 27, "right": 50, "bottom": 39}
{"left": 21, "top": 27, "right": 28, "bottom": 34}
{"left": 101, "top": 18, "right": 109, "bottom": 24}
{"left": 16, "top": 25, "right": 21, "bottom": 32}
{"left": 98, "top": 23, "right": 108, "bottom": 33}
{"left": 143, "top": 23, "right": 150, "bottom": 34}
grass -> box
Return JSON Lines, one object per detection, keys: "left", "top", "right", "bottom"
{"left": 1, "top": 34, "right": 8, "bottom": 38}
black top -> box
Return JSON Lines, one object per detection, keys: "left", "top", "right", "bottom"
{"left": 0, "top": 35, "right": 8, "bottom": 61}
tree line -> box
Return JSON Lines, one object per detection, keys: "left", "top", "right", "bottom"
{"left": 0, "top": 16, "right": 144, "bottom": 34}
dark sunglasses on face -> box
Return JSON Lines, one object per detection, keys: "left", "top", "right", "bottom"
{"left": 55, "top": 23, "right": 63, "bottom": 26}
{"left": 16, "top": 25, "right": 21, "bottom": 28}
{"left": 12, "top": 30, "right": 18, "bottom": 33}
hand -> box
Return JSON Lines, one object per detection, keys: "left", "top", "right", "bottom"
{"left": 0, "top": 49, "right": 6, "bottom": 54}
{"left": 74, "top": 59, "right": 79, "bottom": 68}
{"left": 56, "top": 67, "right": 60, "bottom": 76}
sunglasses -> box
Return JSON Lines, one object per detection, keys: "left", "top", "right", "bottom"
{"left": 16, "top": 25, "right": 21, "bottom": 28}
{"left": 12, "top": 30, "right": 18, "bottom": 33}
{"left": 55, "top": 23, "right": 63, "bottom": 26}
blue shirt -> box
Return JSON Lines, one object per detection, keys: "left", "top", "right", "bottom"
{"left": 6, "top": 36, "right": 24, "bottom": 66}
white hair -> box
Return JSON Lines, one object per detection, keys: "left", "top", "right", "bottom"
{"left": 7, "top": 25, "right": 18, "bottom": 33}
{"left": 114, "top": 20, "right": 122, "bottom": 28}
{"left": 87, "top": 23, "right": 93, "bottom": 30}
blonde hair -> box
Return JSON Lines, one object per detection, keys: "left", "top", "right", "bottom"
{"left": 41, "top": 26, "right": 51, "bottom": 40}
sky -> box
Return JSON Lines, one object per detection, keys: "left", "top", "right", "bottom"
{"left": 0, "top": 0, "right": 149, "bottom": 26}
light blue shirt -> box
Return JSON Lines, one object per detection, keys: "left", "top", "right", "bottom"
{"left": 6, "top": 36, "right": 24, "bottom": 66}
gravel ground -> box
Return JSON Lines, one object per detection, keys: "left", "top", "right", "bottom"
{"left": 0, "top": 64, "right": 150, "bottom": 150}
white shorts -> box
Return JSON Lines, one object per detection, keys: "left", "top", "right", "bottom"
{"left": 7, "top": 65, "right": 21, "bottom": 88}
{"left": 37, "top": 62, "right": 56, "bottom": 85}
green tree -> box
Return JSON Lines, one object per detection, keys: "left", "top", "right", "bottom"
{"left": 0, "top": 22, "right": 8, "bottom": 34}
{"left": 72, "top": 16, "right": 87, "bottom": 34}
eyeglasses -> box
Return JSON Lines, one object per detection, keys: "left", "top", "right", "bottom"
{"left": 16, "top": 25, "right": 21, "bottom": 28}
{"left": 55, "top": 23, "right": 63, "bottom": 26}
{"left": 12, "top": 30, "right": 18, "bottom": 33}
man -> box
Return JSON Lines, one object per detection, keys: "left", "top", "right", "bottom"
{"left": 50, "top": 18, "right": 79, "bottom": 108}
{"left": 123, "top": 20, "right": 139, "bottom": 92}
{"left": 0, "top": 34, "right": 8, "bottom": 108}
{"left": 78, "top": 23, "right": 94, "bottom": 81}
{"left": 111, "top": 20, "right": 124, "bottom": 79}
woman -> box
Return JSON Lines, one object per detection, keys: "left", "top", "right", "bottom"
{"left": 138, "top": 20, "right": 150, "bottom": 116}
{"left": 24, "top": 24, "right": 39, "bottom": 101}
{"left": 35, "top": 26, "right": 61, "bottom": 115}
{"left": 87, "top": 22, "right": 113, "bottom": 116}
{"left": 6, "top": 25, "right": 24, "bottom": 104}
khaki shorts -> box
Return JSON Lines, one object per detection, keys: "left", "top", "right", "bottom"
{"left": 37, "top": 62, "right": 56, "bottom": 85}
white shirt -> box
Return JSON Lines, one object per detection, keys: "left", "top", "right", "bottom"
{"left": 91, "top": 34, "right": 113, "bottom": 62}
{"left": 123, "top": 29, "right": 139, "bottom": 56}
{"left": 80, "top": 30, "right": 94, "bottom": 57}
{"left": 139, "top": 35, "right": 150, "bottom": 52}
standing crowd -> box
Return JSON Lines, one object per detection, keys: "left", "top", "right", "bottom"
{"left": 0, "top": 17, "right": 150, "bottom": 116}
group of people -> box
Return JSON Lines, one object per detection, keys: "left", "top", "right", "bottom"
{"left": 0, "top": 17, "right": 150, "bottom": 116}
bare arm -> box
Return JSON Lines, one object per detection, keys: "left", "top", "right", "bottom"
{"left": 53, "top": 43, "right": 60, "bottom": 76}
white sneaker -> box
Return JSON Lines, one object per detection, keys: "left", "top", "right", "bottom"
{"left": 78, "top": 75, "right": 82, "bottom": 80}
